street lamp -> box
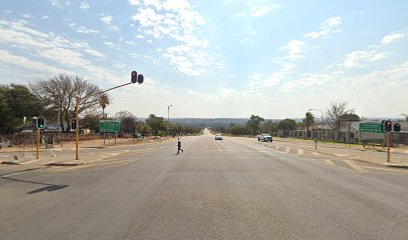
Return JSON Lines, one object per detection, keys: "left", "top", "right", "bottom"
{"left": 168, "top": 105, "right": 173, "bottom": 122}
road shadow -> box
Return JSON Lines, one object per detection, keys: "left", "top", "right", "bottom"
{"left": 1, "top": 176, "right": 69, "bottom": 195}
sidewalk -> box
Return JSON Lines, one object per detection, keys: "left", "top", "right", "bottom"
{"left": 1, "top": 137, "right": 170, "bottom": 166}
{"left": 272, "top": 137, "right": 408, "bottom": 168}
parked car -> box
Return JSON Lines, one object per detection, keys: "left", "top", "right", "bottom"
{"left": 215, "top": 134, "right": 223, "bottom": 140}
{"left": 258, "top": 133, "right": 273, "bottom": 142}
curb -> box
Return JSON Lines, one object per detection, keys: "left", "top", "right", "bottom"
{"left": 311, "top": 149, "right": 408, "bottom": 169}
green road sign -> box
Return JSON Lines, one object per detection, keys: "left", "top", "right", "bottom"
{"left": 99, "top": 120, "right": 120, "bottom": 132}
{"left": 359, "top": 123, "right": 383, "bottom": 133}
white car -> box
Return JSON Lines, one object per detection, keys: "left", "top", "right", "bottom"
{"left": 215, "top": 134, "right": 223, "bottom": 140}
{"left": 258, "top": 133, "right": 273, "bottom": 142}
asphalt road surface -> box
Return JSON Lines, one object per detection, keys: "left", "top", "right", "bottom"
{"left": 1, "top": 133, "right": 408, "bottom": 240}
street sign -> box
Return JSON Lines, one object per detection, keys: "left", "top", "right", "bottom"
{"left": 359, "top": 123, "right": 384, "bottom": 133}
{"left": 99, "top": 120, "right": 120, "bottom": 132}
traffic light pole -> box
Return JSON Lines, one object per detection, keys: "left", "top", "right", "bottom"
{"left": 386, "top": 131, "right": 391, "bottom": 163}
{"left": 76, "top": 97, "right": 79, "bottom": 160}
{"left": 36, "top": 128, "right": 40, "bottom": 159}
{"left": 74, "top": 78, "right": 141, "bottom": 160}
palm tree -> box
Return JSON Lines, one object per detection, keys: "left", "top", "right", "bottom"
{"left": 303, "top": 112, "right": 315, "bottom": 138}
{"left": 99, "top": 94, "right": 109, "bottom": 119}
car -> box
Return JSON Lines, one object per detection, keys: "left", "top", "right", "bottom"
{"left": 215, "top": 134, "right": 223, "bottom": 140}
{"left": 258, "top": 133, "right": 273, "bottom": 142}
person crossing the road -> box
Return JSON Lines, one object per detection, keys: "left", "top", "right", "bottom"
{"left": 177, "top": 138, "right": 184, "bottom": 154}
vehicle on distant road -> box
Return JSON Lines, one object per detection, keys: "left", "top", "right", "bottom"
{"left": 215, "top": 134, "right": 223, "bottom": 140}
{"left": 258, "top": 133, "right": 273, "bottom": 142}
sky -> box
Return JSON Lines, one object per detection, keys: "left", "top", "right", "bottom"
{"left": 0, "top": 0, "right": 407, "bottom": 119}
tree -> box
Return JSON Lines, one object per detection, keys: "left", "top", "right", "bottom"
{"left": 260, "top": 120, "right": 277, "bottom": 135}
{"left": 80, "top": 113, "right": 101, "bottom": 132}
{"left": 326, "top": 101, "right": 355, "bottom": 132}
{"left": 303, "top": 112, "right": 315, "bottom": 135}
{"left": 340, "top": 113, "right": 360, "bottom": 122}
{"left": 30, "top": 74, "right": 106, "bottom": 132}
{"left": 0, "top": 84, "right": 44, "bottom": 133}
{"left": 135, "top": 121, "right": 151, "bottom": 136}
{"left": 246, "top": 115, "right": 264, "bottom": 136}
{"left": 278, "top": 118, "right": 296, "bottom": 136}
{"left": 146, "top": 114, "right": 166, "bottom": 136}
{"left": 99, "top": 94, "right": 110, "bottom": 118}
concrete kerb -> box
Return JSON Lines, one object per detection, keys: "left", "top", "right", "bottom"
{"left": 257, "top": 140, "right": 408, "bottom": 169}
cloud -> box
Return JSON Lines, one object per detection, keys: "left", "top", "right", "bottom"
{"left": 250, "top": 3, "right": 281, "bottom": 17}
{"left": 42, "top": 15, "right": 49, "bottom": 20}
{"left": 80, "top": 1, "right": 90, "bottom": 9}
{"left": 49, "top": 0, "right": 71, "bottom": 8}
{"left": 68, "top": 22, "right": 99, "bottom": 34}
{"left": 100, "top": 13, "right": 119, "bottom": 31}
{"left": 279, "top": 73, "right": 334, "bottom": 92}
{"left": 0, "top": 49, "right": 63, "bottom": 74}
{"left": 0, "top": 19, "right": 122, "bottom": 84}
{"left": 380, "top": 32, "right": 405, "bottom": 45}
{"left": 343, "top": 50, "right": 387, "bottom": 68}
{"left": 22, "top": 14, "right": 31, "bottom": 19}
{"left": 304, "top": 16, "right": 342, "bottom": 39}
{"left": 278, "top": 40, "right": 306, "bottom": 61}
{"left": 130, "top": 0, "right": 219, "bottom": 76}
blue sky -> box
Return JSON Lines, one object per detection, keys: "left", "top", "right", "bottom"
{"left": 0, "top": 0, "right": 407, "bottom": 119}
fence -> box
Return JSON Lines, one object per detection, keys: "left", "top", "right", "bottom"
{"left": 289, "top": 130, "right": 408, "bottom": 146}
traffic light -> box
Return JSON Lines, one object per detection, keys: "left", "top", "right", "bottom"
{"left": 137, "top": 74, "right": 144, "bottom": 84}
{"left": 32, "top": 117, "right": 38, "bottom": 127}
{"left": 385, "top": 120, "right": 392, "bottom": 132}
{"left": 131, "top": 71, "right": 137, "bottom": 83}
{"left": 71, "top": 118, "right": 77, "bottom": 130}
{"left": 394, "top": 123, "right": 401, "bottom": 132}
{"left": 380, "top": 120, "right": 385, "bottom": 132}
{"left": 37, "top": 116, "right": 45, "bottom": 129}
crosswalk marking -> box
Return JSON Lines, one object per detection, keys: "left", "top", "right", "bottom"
{"left": 297, "top": 149, "right": 304, "bottom": 155}
{"left": 323, "top": 159, "right": 334, "bottom": 165}
{"left": 344, "top": 160, "right": 367, "bottom": 173}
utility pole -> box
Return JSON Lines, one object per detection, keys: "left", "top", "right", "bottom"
{"left": 75, "top": 97, "right": 79, "bottom": 160}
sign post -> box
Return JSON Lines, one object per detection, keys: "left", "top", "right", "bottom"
{"left": 99, "top": 120, "right": 120, "bottom": 145}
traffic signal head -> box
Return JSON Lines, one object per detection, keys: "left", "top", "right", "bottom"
{"left": 32, "top": 117, "right": 38, "bottom": 127}
{"left": 385, "top": 120, "right": 392, "bottom": 132}
{"left": 71, "top": 118, "right": 77, "bottom": 130}
{"left": 137, "top": 74, "right": 144, "bottom": 84}
{"left": 394, "top": 123, "right": 401, "bottom": 132}
{"left": 131, "top": 71, "right": 137, "bottom": 83}
{"left": 37, "top": 116, "right": 45, "bottom": 129}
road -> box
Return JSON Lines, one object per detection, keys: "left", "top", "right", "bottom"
{"left": 1, "top": 133, "right": 408, "bottom": 239}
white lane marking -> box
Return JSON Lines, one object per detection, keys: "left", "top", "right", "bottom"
{"left": 214, "top": 141, "right": 222, "bottom": 151}
{"left": 344, "top": 160, "right": 367, "bottom": 173}
{"left": 297, "top": 149, "right": 304, "bottom": 155}
{"left": 334, "top": 154, "right": 348, "bottom": 157}
{"left": 190, "top": 145, "right": 195, "bottom": 153}
{"left": 285, "top": 147, "right": 290, "bottom": 153}
{"left": 323, "top": 159, "right": 335, "bottom": 165}
{"left": 50, "top": 150, "right": 57, "bottom": 158}
{"left": 312, "top": 152, "right": 321, "bottom": 156}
